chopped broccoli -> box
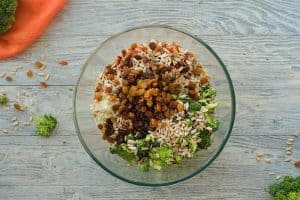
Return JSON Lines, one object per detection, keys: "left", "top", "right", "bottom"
{"left": 136, "top": 138, "right": 150, "bottom": 159}
{"left": 205, "top": 113, "right": 220, "bottom": 131}
{"left": 187, "top": 138, "right": 198, "bottom": 154}
{"left": 110, "top": 144, "right": 135, "bottom": 162}
{"left": 149, "top": 146, "right": 174, "bottom": 169}
{"left": 268, "top": 176, "right": 300, "bottom": 200}
{"left": 0, "top": 94, "right": 9, "bottom": 105}
{"left": 188, "top": 102, "right": 202, "bottom": 112}
{"left": 205, "top": 102, "right": 219, "bottom": 110}
{"left": 34, "top": 115, "right": 57, "bottom": 136}
{"left": 184, "top": 118, "right": 192, "bottom": 127}
{"left": 175, "top": 155, "right": 183, "bottom": 164}
{"left": 198, "top": 130, "right": 212, "bottom": 149}
{"left": 0, "top": 0, "right": 18, "bottom": 35}
{"left": 138, "top": 160, "right": 150, "bottom": 171}
{"left": 200, "top": 87, "right": 216, "bottom": 99}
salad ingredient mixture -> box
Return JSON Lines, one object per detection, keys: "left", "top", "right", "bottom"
{"left": 268, "top": 176, "right": 300, "bottom": 200}
{"left": 34, "top": 115, "right": 57, "bottom": 136}
{"left": 0, "top": 0, "right": 18, "bottom": 35}
{"left": 91, "top": 41, "right": 219, "bottom": 171}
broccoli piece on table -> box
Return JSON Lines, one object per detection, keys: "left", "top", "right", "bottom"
{"left": 205, "top": 113, "right": 219, "bottom": 131}
{"left": 149, "top": 146, "right": 174, "bottom": 170}
{"left": 34, "top": 115, "right": 57, "bottom": 136}
{"left": 110, "top": 144, "right": 135, "bottom": 162}
{"left": 0, "top": 94, "right": 9, "bottom": 105}
{"left": 0, "top": 0, "right": 18, "bottom": 35}
{"left": 268, "top": 176, "right": 300, "bottom": 200}
{"left": 198, "top": 130, "right": 212, "bottom": 149}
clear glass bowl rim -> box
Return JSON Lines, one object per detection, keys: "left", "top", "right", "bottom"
{"left": 73, "top": 25, "right": 236, "bottom": 187}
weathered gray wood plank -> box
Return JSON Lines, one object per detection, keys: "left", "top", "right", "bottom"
{"left": 0, "top": 135, "right": 298, "bottom": 199}
{"left": 1, "top": 0, "right": 300, "bottom": 199}
{"left": 1, "top": 36, "right": 299, "bottom": 87}
{"left": 50, "top": 0, "right": 300, "bottom": 36}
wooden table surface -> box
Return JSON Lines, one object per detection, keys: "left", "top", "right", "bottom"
{"left": 0, "top": 0, "right": 299, "bottom": 199}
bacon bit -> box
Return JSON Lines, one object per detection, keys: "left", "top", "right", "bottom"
{"left": 14, "top": 103, "right": 24, "bottom": 111}
{"left": 5, "top": 76, "right": 13, "bottom": 81}
{"left": 26, "top": 70, "right": 33, "bottom": 78}
{"left": 58, "top": 60, "right": 69, "bottom": 66}
{"left": 40, "top": 82, "right": 48, "bottom": 88}
{"left": 34, "top": 61, "right": 44, "bottom": 69}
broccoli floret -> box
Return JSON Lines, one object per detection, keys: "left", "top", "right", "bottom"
{"left": 205, "top": 113, "right": 220, "bottom": 131}
{"left": 149, "top": 146, "right": 174, "bottom": 170}
{"left": 138, "top": 160, "right": 150, "bottom": 171}
{"left": 188, "top": 102, "right": 202, "bottom": 112}
{"left": 184, "top": 118, "right": 192, "bottom": 127}
{"left": 110, "top": 144, "right": 135, "bottom": 162}
{"left": 0, "top": 0, "right": 18, "bottom": 35}
{"left": 136, "top": 138, "right": 150, "bottom": 159}
{"left": 0, "top": 94, "right": 9, "bottom": 105}
{"left": 200, "top": 87, "right": 216, "bottom": 99}
{"left": 268, "top": 176, "right": 300, "bottom": 200}
{"left": 34, "top": 115, "right": 57, "bottom": 136}
{"left": 198, "top": 130, "right": 212, "bottom": 149}
{"left": 205, "top": 102, "right": 219, "bottom": 110}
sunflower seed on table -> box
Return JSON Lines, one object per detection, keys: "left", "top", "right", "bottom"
{"left": 287, "top": 138, "right": 294, "bottom": 142}
{"left": 276, "top": 176, "right": 281, "bottom": 180}
{"left": 285, "top": 151, "right": 292, "bottom": 155}
{"left": 265, "top": 158, "right": 271, "bottom": 163}
{"left": 284, "top": 158, "right": 292, "bottom": 162}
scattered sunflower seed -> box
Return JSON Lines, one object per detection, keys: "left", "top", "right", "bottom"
{"left": 286, "top": 151, "right": 292, "bottom": 155}
{"left": 276, "top": 176, "right": 281, "bottom": 180}
{"left": 286, "top": 146, "right": 292, "bottom": 151}
{"left": 0, "top": 72, "right": 6, "bottom": 78}
{"left": 45, "top": 74, "right": 50, "bottom": 81}
{"left": 286, "top": 140, "right": 293, "bottom": 145}
{"left": 292, "top": 132, "right": 299, "bottom": 137}
{"left": 29, "top": 116, "right": 33, "bottom": 122}
{"left": 287, "top": 138, "right": 294, "bottom": 142}
{"left": 11, "top": 117, "right": 17, "bottom": 122}
{"left": 265, "top": 158, "right": 272, "bottom": 163}
{"left": 268, "top": 172, "right": 276, "bottom": 175}
{"left": 284, "top": 158, "right": 292, "bottom": 162}
{"left": 12, "top": 121, "right": 19, "bottom": 126}
{"left": 2, "top": 129, "right": 8, "bottom": 134}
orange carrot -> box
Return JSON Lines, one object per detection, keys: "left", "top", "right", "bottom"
{"left": 0, "top": 0, "right": 67, "bottom": 59}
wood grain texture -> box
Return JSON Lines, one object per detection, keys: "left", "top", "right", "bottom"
{"left": 0, "top": 0, "right": 300, "bottom": 199}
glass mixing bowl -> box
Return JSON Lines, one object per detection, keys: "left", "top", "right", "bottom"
{"left": 74, "top": 25, "right": 236, "bottom": 186}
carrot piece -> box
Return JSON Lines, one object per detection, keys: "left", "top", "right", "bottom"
{"left": 0, "top": 0, "right": 68, "bottom": 59}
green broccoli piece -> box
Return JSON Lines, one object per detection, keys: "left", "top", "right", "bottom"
{"left": 136, "top": 138, "right": 150, "bottom": 159}
{"left": 205, "top": 102, "right": 219, "bottom": 110}
{"left": 198, "top": 130, "right": 212, "bottom": 149}
{"left": 0, "top": 94, "right": 9, "bottom": 105}
{"left": 138, "top": 160, "right": 150, "bottom": 171}
{"left": 200, "top": 87, "right": 216, "bottom": 99}
{"left": 110, "top": 144, "right": 135, "bottom": 162}
{"left": 0, "top": 0, "right": 18, "bottom": 35}
{"left": 268, "top": 176, "right": 300, "bottom": 200}
{"left": 187, "top": 138, "right": 198, "bottom": 154}
{"left": 149, "top": 146, "right": 174, "bottom": 170}
{"left": 188, "top": 102, "right": 202, "bottom": 112}
{"left": 184, "top": 118, "right": 192, "bottom": 127}
{"left": 34, "top": 115, "right": 57, "bottom": 136}
{"left": 205, "top": 113, "right": 220, "bottom": 131}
